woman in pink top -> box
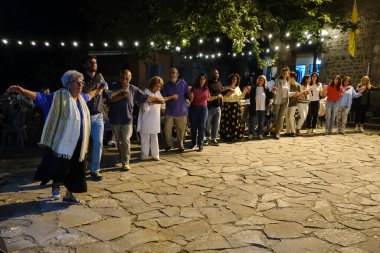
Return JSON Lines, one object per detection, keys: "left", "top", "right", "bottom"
{"left": 189, "top": 73, "right": 210, "bottom": 151}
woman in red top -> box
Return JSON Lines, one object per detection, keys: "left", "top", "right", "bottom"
{"left": 189, "top": 73, "right": 210, "bottom": 151}
{"left": 324, "top": 75, "right": 343, "bottom": 134}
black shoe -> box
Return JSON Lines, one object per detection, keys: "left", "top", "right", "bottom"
{"left": 165, "top": 146, "right": 172, "bottom": 152}
{"left": 178, "top": 147, "right": 185, "bottom": 153}
{"left": 62, "top": 196, "right": 82, "bottom": 204}
{"left": 198, "top": 146, "right": 204, "bottom": 152}
{"left": 210, "top": 140, "right": 219, "bottom": 146}
{"left": 90, "top": 172, "right": 102, "bottom": 181}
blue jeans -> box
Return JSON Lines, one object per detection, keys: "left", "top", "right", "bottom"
{"left": 205, "top": 106, "right": 221, "bottom": 140}
{"left": 189, "top": 105, "right": 208, "bottom": 147}
{"left": 249, "top": 110, "right": 265, "bottom": 135}
{"left": 325, "top": 100, "right": 339, "bottom": 131}
{"left": 90, "top": 113, "right": 104, "bottom": 173}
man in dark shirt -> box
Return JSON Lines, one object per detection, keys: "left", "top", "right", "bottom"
{"left": 205, "top": 68, "right": 223, "bottom": 146}
{"left": 82, "top": 56, "right": 124, "bottom": 180}
{"left": 108, "top": 69, "right": 163, "bottom": 170}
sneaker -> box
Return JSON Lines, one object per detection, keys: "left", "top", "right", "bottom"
{"left": 165, "top": 146, "right": 172, "bottom": 152}
{"left": 311, "top": 129, "right": 316, "bottom": 134}
{"left": 210, "top": 140, "right": 219, "bottom": 146}
{"left": 152, "top": 157, "right": 160, "bottom": 161}
{"left": 90, "top": 172, "right": 102, "bottom": 181}
{"left": 122, "top": 162, "right": 130, "bottom": 171}
{"left": 204, "top": 139, "right": 210, "bottom": 146}
{"left": 52, "top": 185, "right": 61, "bottom": 200}
{"left": 274, "top": 134, "right": 280, "bottom": 140}
{"left": 178, "top": 147, "right": 185, "bottom": 153}
{"left": 359, "top": 127, "right": 364, "bottom": 132}
{"left": 62, "top": 196, "right": 82, "bottom": 204}
{"left": 296, "top": 129, "right": 301, "bottom": 136}
{"left": 198, "top": 146, "right": 204, "bottom": 152}
{"left": 354, "top": 126, "right": 359, "bottom": 132}
{"left": 248, "top": 134, "right": 253, "bottom": 140}
{"left": 258, "top": 134, "right": 264, "bottom": 140}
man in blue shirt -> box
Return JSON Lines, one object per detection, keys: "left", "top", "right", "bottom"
{"left": 161, "top": 68, "right": 192, "bottom": 153}
{"left": 108, "top": 69, "right": 163, "bottom": 170}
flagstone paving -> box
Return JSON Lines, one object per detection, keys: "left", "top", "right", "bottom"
{"left": 1, "top": 129, "right": 380, "bottom": 252}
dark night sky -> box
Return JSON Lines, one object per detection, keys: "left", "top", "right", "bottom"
{"left": 0, "top": 0, "right": 88, "bottom": 91}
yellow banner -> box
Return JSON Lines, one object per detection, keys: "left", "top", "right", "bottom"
{"left": 348, "top": 0, "right": 358, "bottom": 57}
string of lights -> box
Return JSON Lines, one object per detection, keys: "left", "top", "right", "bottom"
{"left": 1, "top": 29, "right": 338, "bottom": 60}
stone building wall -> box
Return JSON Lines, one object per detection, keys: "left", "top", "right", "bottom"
{"left": 320, "top": 0, "right": 380, "bottom": 122}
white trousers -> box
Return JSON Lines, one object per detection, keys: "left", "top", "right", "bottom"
{"left": 297, "top": 103, "right": 309, "bottom": 130}
{"left": 140, "top": 133, "right": 159, "bottom": 159}
{"left": 285, "top": 106, "right": 297, "bottom": 133}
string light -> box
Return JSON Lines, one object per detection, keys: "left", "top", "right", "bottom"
{"left": 248, "top": 51, "right": 252, "bottom": 55}
{"left": 60, "top": 42, "right": 65, "bottom": 46}
{"left": 232, "top": 53, "right": 236, "bottom": 57}
{"left": 104, "top": 42, "right": 109, "bottom": 47}
{"left": 166, "top": 41, "right": 171, "bottom": 45}
{"left": 296, "top": 42, "right": 301, "bottom": 47}
{"left": 215, "top": 37, "right": 220, "bottom": 43}
{"left": 118, "top": 41, "right": 123, "bottom": 46}
{"left": 89, "top": 42, "right": 94, "bottom": 47}
{"left": 286, "top": 45, "right": 290, "bottom": 49}
{"left": 17, "top": 41, "right": 23, "bottom": 45}
{"left": 2, "top": 39, "right": 8, "bottom": 45}
{"left": 274, "top": 46, "right": 279, "bottom": 51}
{"left": 308, "top": 41, "right": 312, "bottom": 45}
{"left": 150, "top": 41, "right": 155, "bottom": 47}
{"left": 321, "top": 30, "right": 329, "bottom": 36}
{"left": 268, "top": 34, "right": 273, "bottom": 39}
{"left": 285, "top": 32, "right": 290, "bottom": 37}
{"left": 241, "top": 52, "right": 245, "bottom": 56}
{"left": 250, "top": 37, "right": 254, "bottom": 42}
{"left": 31, "top": 41, "right": 36, "bottom": 46}
{"left": 73, "top": 41, "right": 78, "bottom": 47}
{"left": 134, "top": 41, "right": 139, "bottom": 47}
{"left": 175, "top": 46, "right": 181, "bottom": 52}
{"left": 44, "top": 42, "right": 50, "bottom": 47}
{"left": 199, "top": 39, "right": 203, "bottom": 44}
{"left": 189, "top": 56, "right": 193, "bottom": 59}
{"left": 266, "top": 48, "right": 270, "bottom": 53}
{"left": 217, "top": 52, "right": 221, "bottom": 57}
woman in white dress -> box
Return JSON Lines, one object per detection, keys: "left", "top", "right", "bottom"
{"left": 137, "top": 76, "right": 165, "bottom": 160}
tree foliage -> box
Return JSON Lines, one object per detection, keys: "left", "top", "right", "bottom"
{"left": 83, "top": 0, "right": 355, "bottom": 65}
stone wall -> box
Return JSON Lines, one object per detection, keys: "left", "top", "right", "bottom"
{"left": 320, "top": 0, "right": 380, "bottom": 123}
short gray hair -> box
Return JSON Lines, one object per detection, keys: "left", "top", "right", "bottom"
{"left": 61, "top": 70, "right": 84, "bottom": 88}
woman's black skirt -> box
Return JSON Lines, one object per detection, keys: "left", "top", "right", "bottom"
{"left": 219, "top": 102, "right": 244, "bottom": 141}
{"left": 34, "top": 141, "right": 87, "bottom": 193}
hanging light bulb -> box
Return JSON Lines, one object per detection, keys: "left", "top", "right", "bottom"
{"left": 275, "top": 46, "right": 279, "bottom": 51}
{"left": 215, "top": 37, "right": 220, "bottom": 43}
{"left": 286, "top": 32, "right": 290, "bottom": 37}
{"left": 150, "top": 41, "right": 155, "bottom": 47}
{"left": 89, "top": 42, "right": 94, "bottom": 47}
{"left": 217, "top": 52, "right": 221, "bottom": 57}
{"left": 296, "top": 42, "right": 301, "bottom": 47}
{"left": 60, "top": 42, "right": 65, "bottom": 46}
{"left": 266, "top": 48, "right": 270, "bottom": 53}
{"left": 134, "top": 41, "right": 139, "bottom": 47}
{"left": 268, "top": 34, "right": 273, "bottom": 39}
{"left": 286, "top": 45, "right": 290, "bottom": 49}
{"left": 166, "top": 41, "right": 171, "bottom": 45}
{"left": 189, "top": 56, "right": 193, "bottom": 59}
{"left": 2, "top": 39, "right": 8, "bottom": 44}
{"left": 232, "top": 53, "right": 236, "bottom": 57}
{"left": 250, "top": 37, "right": 254, "bottom": 42}
{"left": 17, "top": 41, "right": 23, "bottom": 45}
{"left": 73, "top": 41, "right": 78, "bottom": 47}
{"left": 31, "top": 41, "right": 36, "bottom": 46}
{"left": 175, "top": 46, "right": 181, "bottom": 52}
{"left": 118, "top": 41, "right": 123, "bottom": 46}
{"left": 44, "top": 42, "right": 50, "bottom": 47}
{"left": 104, "top": 42, "right": 108, "bottom": 47}
{"left": 199, "top": 39, "right": 203, "bottom": 44}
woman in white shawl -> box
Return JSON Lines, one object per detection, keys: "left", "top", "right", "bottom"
{"left": 7, "top": 70, "right": 105, "bottom": 204}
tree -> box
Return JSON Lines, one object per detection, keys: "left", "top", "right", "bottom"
{"left": 83, "top": 0, "right": 355, "bottom": 67}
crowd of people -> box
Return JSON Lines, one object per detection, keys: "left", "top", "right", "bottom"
{"left": 5, "top": 56, "right": 379, "bottom": 204}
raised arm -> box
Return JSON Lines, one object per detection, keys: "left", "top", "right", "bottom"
{"left": 7, "top": 85, "right": 37, "bottom": 100}
{"left": 87, "top": 84, "right": 106, "bottom": 101}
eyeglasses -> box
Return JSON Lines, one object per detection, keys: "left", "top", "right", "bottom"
{"left": 73, "top": 80, "right": 84, "bottom": 86}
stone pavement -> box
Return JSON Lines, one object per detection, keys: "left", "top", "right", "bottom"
{"left": 1, "top": 129, "right": 380, "bottom": 253}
